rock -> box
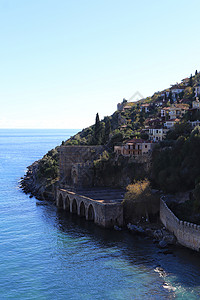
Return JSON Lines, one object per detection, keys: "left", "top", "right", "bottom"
{"left": 127, "top": 223, "right": 145, "bottom": 235}
{"left": 114, "top": 225, "right": 122, "bottom": 231}
{"left": 154, "top": 229, "right": 163, "bottom": 240}
{"left": 163, "top": 234, "right": 176, "bottom": 245}
{"left": 158, "top": 239, "right": 168, "bottom": 248}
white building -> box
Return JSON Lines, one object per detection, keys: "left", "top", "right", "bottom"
{"left": 148, "top": 128, "right": 168, "bottom": 142}
{"left": 164, "top": 118, "right": 180, "bottom": 129}
{"left": 194, "top": 85, "right": 200, "bottom": 97}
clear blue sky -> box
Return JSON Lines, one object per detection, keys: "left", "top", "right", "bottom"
{"left": 0, "top": 0, "right": 200, "bottom": 129}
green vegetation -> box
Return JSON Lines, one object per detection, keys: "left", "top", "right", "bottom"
{"left": 123, "top": 179, "right": 159, "bottom": 223}
{"left": 36, "top": 148, "right": 59, "bottom": 183}
{"left": 152, "top": 125, "right": 200, "bottom": 193}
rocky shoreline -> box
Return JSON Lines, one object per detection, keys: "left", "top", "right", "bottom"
{"left": 126, "top": 222, "right": 177, "bottom": 250}
{"left": 20, "top": 161, "right": 57, "bottom": 201}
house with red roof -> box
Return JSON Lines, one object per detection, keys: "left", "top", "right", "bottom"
{"left": 114, "top": 139, "right": 153, "bottom": 157}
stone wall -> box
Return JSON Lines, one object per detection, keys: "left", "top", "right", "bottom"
{"left": 56, "top": 188, "right": 123, "bottom": 228}
{"left": 160, "top": 198, "right": 200, "bottom": 251}
{"left": 58, "top": 146, "right": 103, "bottom": 187}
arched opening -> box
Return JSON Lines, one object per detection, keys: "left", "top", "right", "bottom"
{"left": 58, "top": 193, "right": 63, "bottom": 208}
{"left": 72, "top": 199, "right": 78, "bottom": 214}
{"left": 88, "top": 204, "right": 95, "bottom": 221}
{"left": 72, "top": 170, "right": 78, "bottom": 186}
{"left": 80, "top": 201, "right": 86, "bottom": 218}
{"left": 64, "top": 196, "right": 70, "bottom": 211}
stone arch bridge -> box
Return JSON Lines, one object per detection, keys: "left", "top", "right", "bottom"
{"left": 56, "top": 189, "right": 123, "bottom": 228}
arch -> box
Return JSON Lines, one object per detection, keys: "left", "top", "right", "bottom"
{"left": 88, "top": 204, "right": 95, "bottom": 221}
{"left": 72, "top": 170, "right": 78, "bottom": 186}
{"left": 72, "top": 198, "right": 78, "bottom": 214}
{"left": 80, "top": 201, "right": 86, "bottom": 218}
{"left": 64, "top": 196, "right": 70, "bottom": 211}
{"left": 58, "top": 193, "right": 64, "bottom": 208}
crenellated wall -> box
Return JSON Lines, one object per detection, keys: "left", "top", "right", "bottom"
{"left": 160, "top": 198, "right": 200, "bottom": 252}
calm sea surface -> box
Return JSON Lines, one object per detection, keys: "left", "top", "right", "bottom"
{"left": 0, "top": 129, "right": 200, "bottom": 299}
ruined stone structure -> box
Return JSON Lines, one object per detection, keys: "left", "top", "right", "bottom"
{"left": 56, "top": 188, "right": 123, "bottom": 228}
{"left": 160, "top": 198, "right": 200, "bottom": 252}
{"left": 59, "top": 145, "right": 103, "bottom": 187}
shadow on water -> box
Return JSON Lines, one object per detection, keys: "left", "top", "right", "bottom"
{"left": 40, "top": 202, "right": 200, "bottom": 294}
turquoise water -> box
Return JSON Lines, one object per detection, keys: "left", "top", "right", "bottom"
{"left": 0, "top": 129, "right": 200, "bottom": 299}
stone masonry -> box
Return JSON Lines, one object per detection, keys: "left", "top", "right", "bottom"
{"left": 58, "top": 145, "right": 103, "bottom": 187}
{"left": 160, "top": 198, "right": 200, "bottom": 252}
{"left": 56, "top": 188, "right": 123, "bottom": 228}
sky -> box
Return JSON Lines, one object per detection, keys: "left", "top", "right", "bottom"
{"left": 0, "top": 0, "right": 200, "bottom": 129}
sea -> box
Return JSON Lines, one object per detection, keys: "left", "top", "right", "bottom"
{"left": 0, "top": 129, "right": 200, "bottom": 299}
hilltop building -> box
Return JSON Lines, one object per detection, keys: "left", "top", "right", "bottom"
{"left": 114, "top": 139, "right": 153, "bottom": 157}
{"left": 161, "top": 104, "right": 189, "bottom": 120}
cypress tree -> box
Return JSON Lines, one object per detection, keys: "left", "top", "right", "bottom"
{"left": 103, "top": 117, "right": 111, "bottom": 144}
{"left": 189, "top": 74, "right": 193, "bottom": 87}
{"left": 94, "top": 113, "right": 101, "bottom": 144}
{"left": 169, "top": 91, "right": 173, "bottom": 104}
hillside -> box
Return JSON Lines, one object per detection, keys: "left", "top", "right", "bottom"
{"left": 21, "top": 70, "right": 200, "bottom": 217}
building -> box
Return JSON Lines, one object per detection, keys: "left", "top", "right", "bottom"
{"left": 145, "top": 118, "right": 163, "bottom": 127}
{"left": 114, "top": 139, "right": 153, "bottom": 157}
{"left": 194, "top": 85, "right": 200, "bottom": 97}
{"left": 188, "top": 120, "right": 200, "bottom": 128}
{"left": 170, "top": 85, "right": 185, "bottom": 95}
{"left": 164, "top": 118, "right": 180, "bottom": 129}
{"left": 148, "top": 127, "right": 168, "bottom": 142}
{"left": 161, "top": 104, "right": 189, "bottom": 120}
{"left": 161, "top": 107, "right": 169, "bottom": 118}
{"left": 140, "top": 103, "right": 150, "bottom": 113}
{"left": 192, "top": 99, "right": 200, "bottom": 109}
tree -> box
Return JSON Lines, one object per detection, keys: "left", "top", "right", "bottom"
{"left": 189, "top": 74, "right": 193, "bottom": 87}
{"left": 195, "top": 70, "right": 198, "bottom": 76}
{"left": 168, "top": 91, "right": 173, "bottom": 104}
{"left": 103, "top": 117, "right": 111, "bottom": 144}
{"left": 123, "top": 179, "right": 159, "bottom": 223}
{"left": 94, "top": 113, "right": 102, "bottom": 145}
{"left": 184, "top": 86, "right": 194, "bottom": 99}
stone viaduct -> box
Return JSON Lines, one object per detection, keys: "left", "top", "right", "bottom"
{"left": 56, "top": 188, "right": 123, "bottom": 228}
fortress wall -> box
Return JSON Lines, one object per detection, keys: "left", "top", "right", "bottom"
{"left": 58, "top": 145, "right": 103, "bottom": 185}
{"left": 160, "top": 198, "right": 200, "bottom": 251}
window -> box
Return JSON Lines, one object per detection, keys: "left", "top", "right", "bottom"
{"left": 145, "top": 145, "right": 147, "bottom": 148}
